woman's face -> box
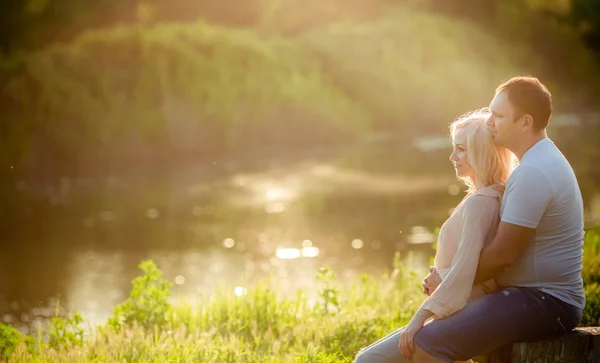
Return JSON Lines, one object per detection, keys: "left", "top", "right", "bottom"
{"left": 449, "top": 128, "right": 476, "bottom": 181}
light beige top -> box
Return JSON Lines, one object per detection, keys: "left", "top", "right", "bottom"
{"left": 420, "top": 186, "right": 503, "bottom": 319}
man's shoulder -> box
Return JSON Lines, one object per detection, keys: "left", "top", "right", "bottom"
{"left": 522, "top": 139, "right": 572, "bottom": 173}
{"left": 508, "top": 164, "right": 549, "bottom": 185}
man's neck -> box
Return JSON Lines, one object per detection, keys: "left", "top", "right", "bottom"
{"left": 514, "top": 131, "right": 547, "bottom": 160}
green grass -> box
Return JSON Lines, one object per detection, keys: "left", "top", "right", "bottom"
{"left": 3, "top": 226, "right": 600, "bottom": 362}
{"left": 7, "top": 257, "right": 424, "bottom": 363}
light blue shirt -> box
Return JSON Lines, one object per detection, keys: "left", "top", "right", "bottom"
{"left": 497, "top": 138, "right": 586, "bottom": 309}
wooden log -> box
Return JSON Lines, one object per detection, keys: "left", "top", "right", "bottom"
{"left": 486, "top": 327, "right": 600, "bottom": 363}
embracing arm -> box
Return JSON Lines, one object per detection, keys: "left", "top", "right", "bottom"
{"left": 475, "top": 166, "right": 551, "bottom": 284}
{"left": 474, "top": 222, "right": 535, "bottom": 284}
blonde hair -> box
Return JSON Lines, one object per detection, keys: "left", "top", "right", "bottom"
{"left": 450, "top": 108, "right": 516, "bottom": 192}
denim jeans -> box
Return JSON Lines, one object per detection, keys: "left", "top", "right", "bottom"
{"left": 354, "top": 287, "right": 582, "bottom": 363}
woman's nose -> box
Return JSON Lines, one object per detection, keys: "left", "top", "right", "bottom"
{"left": 449, "top": 152, "right": 457, "bottom": 161}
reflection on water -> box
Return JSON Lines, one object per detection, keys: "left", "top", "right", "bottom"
{"left": 2, "top": 142, "right": 597, "bottom": 333}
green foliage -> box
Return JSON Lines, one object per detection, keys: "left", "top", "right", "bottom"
{"left": 316, "top": 267, "right": 341, "bottom": 315}
{"left": 1, "top": 19, "right": 370, "bottom": 176}
{"left": 298, "top": 13, "right": 516, "bottom": 132}
{"left": 4, "top": 3, "right": 599, "bottom": 181}
{"left": 583, "top": 224, "right": 600, "bottom": 270}
{"left": 7, "top": 256, "right": 422, "bottom": 361}
{"left": 0, "top": 322, "right": 22, "bottom": 360}
{"left": 48, "top": 312, "right": 85, "bottom": 349}
{"left": 582, "top": 283, "right": 600, "bottom": 326}
{"left": 320, "top": 314, "right": 393, "bottom": 358}
{"left": 108, "top": 260, "right": 173, "bottom": 331}
{"left": 582, "top": 225, "right": 600, "bottom": 326}
{"left": 583, "top": 253, "right": 600, "bottom": 287}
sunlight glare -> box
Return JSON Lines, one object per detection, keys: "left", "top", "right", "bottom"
{"left": 351, "top": 239, "right": 364, "bottom": 249}
{"left": 265, "top": 202, "right": 285, "bottom": 214}
{"left": 407, "top": 226, "right": 436, "bottom": 244}
{"left": 192, "top": 206, "right": 203, "bottom": 216}
{"left": 276, "top": 248, "right": 301, "bottom": 259}
{"left": 223, "top": 238, "right": 235, "bottom": 248}
{"left": 266, "top": 187, "right": 285, "bottom": 201}
{"left": 301, "top": 246, "right": 320, "bottom": 258}
{"left": 146, "top": 208, "right": 159, "bottom": 219}
{"left": 448, "top": 184, "right": 461, "bottom": 196}
{"left": 234, "top": 286, "right": 248, "bottom": 297}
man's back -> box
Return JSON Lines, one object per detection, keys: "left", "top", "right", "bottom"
{"left": 498, "top": 138, "right": 585, "bottom": 309}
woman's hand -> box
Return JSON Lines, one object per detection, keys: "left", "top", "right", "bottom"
{"left": 422, "top": 266, "right": 442, "bottom": 295}
{"left": 398, "top": 316, "right": 426, "bottom": 360}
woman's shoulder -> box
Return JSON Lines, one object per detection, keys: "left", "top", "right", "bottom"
{"left": 473, "top": 185, "right": 504, "bottom": 199}
{"left": 463, "top": 186, "right": 503, "bottom": 209}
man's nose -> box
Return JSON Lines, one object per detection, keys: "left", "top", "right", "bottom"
{"left": 486, "top": 116, "right": 494, "bottom": 128}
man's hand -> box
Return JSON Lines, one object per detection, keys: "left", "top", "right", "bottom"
{"left": 422, "top": 266, "right": 441, "bottom": 296}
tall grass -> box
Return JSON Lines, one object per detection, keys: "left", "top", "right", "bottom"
{"left": 582, "top": 224, "right": 600, "bottom": 326}
{"left": 6, "top": 255, "right": 424, "bottom": 362}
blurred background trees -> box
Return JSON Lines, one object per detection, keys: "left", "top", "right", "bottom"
{"left": 1, "top": 0, "right": 599, "bottom": 185}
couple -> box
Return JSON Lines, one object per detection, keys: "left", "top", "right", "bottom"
{"left": 355, "top": 76, "right": 586, "bottom": 363}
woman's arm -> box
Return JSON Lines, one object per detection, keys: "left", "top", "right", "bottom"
{"left": 419, "top": 195, "right": 500, "bottom": 318}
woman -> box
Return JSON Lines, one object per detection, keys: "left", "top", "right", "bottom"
{"left": 354, "top": 109, "right": 515, "bottom": 363}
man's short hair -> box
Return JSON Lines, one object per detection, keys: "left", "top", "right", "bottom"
{"left": 496, "top": 76, "right": 552, "bottom": 131}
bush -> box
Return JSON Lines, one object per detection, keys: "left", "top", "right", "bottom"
{"left": 108, "top": 260, "right": 173, "bottom": 331}
{"left": 48, "top": 312, "right": 85, "bottom": 349}
{"left": 0, "top": 8, "right": 530, "bottom": 177}
{"left": 0, "top": 323, "right": 23, "bottom": 360}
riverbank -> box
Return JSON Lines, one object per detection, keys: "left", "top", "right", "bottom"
{"left": 2, "top": 223, "right": 599, "bottom": 362}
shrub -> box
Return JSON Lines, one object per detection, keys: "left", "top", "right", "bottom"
{"left": 0, "top": 323, "right": 22, "bottom": 360}
{"left": 48, "top": 312, "right": 85, "bottom": 349}
{"left": 108, "top": 260, "right": 173, "bottom": 331}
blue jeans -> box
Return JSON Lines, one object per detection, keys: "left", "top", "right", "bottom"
{"left": 354, "top": 287, "right": 582, "bottom": 363}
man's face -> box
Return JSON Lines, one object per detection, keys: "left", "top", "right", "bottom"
{"left": 487, "top": 90, "right": 520, "bottom": 148}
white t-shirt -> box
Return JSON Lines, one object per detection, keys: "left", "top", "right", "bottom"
{"left": 497, "top": 138, "right": 586, "bottom": 309}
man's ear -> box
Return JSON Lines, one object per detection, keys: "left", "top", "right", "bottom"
{"left": 522, "top": 114, "right": 534, "bottom": 130}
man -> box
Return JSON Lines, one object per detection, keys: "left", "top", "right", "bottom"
{"left": 414, "top": 76, "right": 586, "bottom": 362}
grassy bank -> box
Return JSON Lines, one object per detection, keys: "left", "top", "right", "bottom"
{"left": 3, "top": 257, "right": 423, "bottom": 363}
{"left": 1, "top": 224, "right": 599, "bottom": 363}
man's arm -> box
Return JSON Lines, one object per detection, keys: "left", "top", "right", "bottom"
{"left": 474, "top": 221, "right": 536, "bottom": 284}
